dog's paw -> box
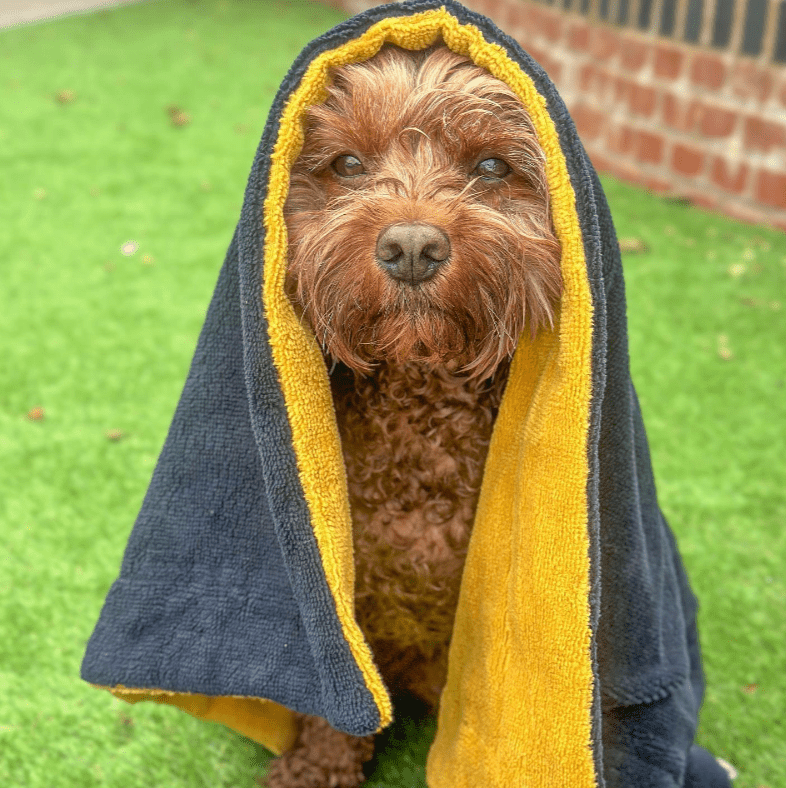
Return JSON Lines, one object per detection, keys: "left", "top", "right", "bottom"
{"left": 261, "top": 749, "right": 366, "bottom": 788}
{"left": 260, "top": 715, "right": 373, "bottom": 788}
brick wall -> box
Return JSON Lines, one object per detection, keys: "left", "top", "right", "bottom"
{"left": 322, "top": 0, "right": 786, "bottom": 231}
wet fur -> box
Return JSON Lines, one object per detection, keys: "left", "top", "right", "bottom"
{"left": 265, "top": 44, "right": 561, "bottom": 788}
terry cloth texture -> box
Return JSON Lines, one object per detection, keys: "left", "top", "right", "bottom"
{"left": 81, "top": 2, "right": 731, "bottom": 786}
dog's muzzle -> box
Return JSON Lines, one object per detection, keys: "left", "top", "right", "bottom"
{"left": 375, "top": 223, "right": 450, "bottom": 285}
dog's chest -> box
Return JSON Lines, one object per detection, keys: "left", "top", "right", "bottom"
{"left": 331, "top": 363, "right": 504, "bottom": 650}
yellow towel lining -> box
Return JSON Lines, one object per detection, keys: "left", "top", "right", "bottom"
{"left": 262, "top": 8, "right": 594, "bottom": 786}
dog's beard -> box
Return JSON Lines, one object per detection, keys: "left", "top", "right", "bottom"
{"left": 286, "top": 190, "right": 560, "bottom": 380}
{"left": 283, "top": 45, "right": 562, "bottom": 381}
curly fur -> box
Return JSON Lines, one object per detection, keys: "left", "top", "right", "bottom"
{"left": 266, "top": 44, "right": 561, "bottom": 788}
{"left": 334, "top": 360, "right": 508, "bottom": 700}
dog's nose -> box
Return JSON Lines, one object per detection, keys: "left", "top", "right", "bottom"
{"left": 375, "top": 223, "right": 450, "bottom": 284}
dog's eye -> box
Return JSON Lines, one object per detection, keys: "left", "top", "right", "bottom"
{"left": 332, "top": 154, "right": 365, "bottom": 178}
{"left": 475, "top": 158, "right": 510, "bottom": 180}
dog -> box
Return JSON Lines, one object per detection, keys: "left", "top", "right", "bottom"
{"left": 265, "top": 43, "right": 562, "bottom": 788}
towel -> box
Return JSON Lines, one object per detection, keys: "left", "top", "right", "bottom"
{"left": 81, "top": 2, "right": 731, "bottom": 786}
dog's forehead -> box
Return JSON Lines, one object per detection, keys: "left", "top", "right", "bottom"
{"left": 308, "top": 48, "right": 534, "bottom": 161}
{"left": 328, "top": 47, "right": 520, "bottom": 113}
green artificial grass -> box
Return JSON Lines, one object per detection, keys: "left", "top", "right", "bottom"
{"left": 0, "top": 2, "right": 783, "bottom": 786}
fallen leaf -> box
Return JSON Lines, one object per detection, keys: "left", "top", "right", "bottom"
{"left": 33, "top": 188, "right": 47, "bottom": 200}
{"left": 55, "top": 89, "right": 75, "bottom": 104}
{"left": 166, "top": 105, "right": 191, "bottom": 126}
{"left": 717, "top": 335, "right": 733, "bottom": 360}
{"left": 618, "top": 237, "right": 648, "bottom": 254}
{"left": 26, "top": 406, "right": 45, "bottom": 421}
{"left": 141, "top": 254, "right": 154, "bottom": 265}
{"left": 105, "top": 429, "right": 125, "bottom": 442}
{"left": 743, "top": 683, "right": 758, "bottom": 693}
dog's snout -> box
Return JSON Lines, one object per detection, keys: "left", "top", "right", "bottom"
{"left": 375, "top": 223, "right": 450, "bottom": 284}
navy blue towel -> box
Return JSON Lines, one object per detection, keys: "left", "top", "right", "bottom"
{"left": 82, "top": 3, "right": 731, "bottom": 785}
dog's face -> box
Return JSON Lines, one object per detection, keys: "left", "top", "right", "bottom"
{"left": 284, "top": 45, "right": 562, "bottom": 380}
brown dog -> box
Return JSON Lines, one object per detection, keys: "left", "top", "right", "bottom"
{"left": 266, "top": 43, "right": 562, "bottom": 788}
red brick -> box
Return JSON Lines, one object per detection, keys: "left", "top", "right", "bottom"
{"left": 519, "top": 38, "right": 561, "bottom": 81}
{"left": 661, "top": 92, "right": 680, "bottom": 128}
{"left": 590, "top": 153, "right": 672, "bottom": 195}
{"left": 732, "top": 62, "right": 774, "bottom": 103}
{"left": 522, "top": 6, "right": 539, "bottom": 32}
{"left": 619, "top": 38, "right": 650, "bottom": 72}
{"left": 641, "top": 175, "right": 673, "bottom": 194}
{"left": 755, "top": 169, "right": 786, "bottom": 209}
{"left": 654, "top": 44, "right": 684, "bottom": 80}
{"left": 722, "top": 202, "right": 772, "bottom": 226}
{"left": 614, "top": 76, "right": 632, "bottom": 104}
{"left": 540, "top": 8, "right": 563, "bottom": 42}
{"left": 590, "top": 151, "right": 645, "bottom": 184}
{"left": 502, "top": 0, "right": 523, "bottom": 28}
{"left": 526, "top": 44, "right": 548, "bottom": 68}
{"left": 699, "top": 106, "right": 738, "bottom": 137}
{"left": 592, "top": 28, "right": 619, "bottom": 61}
{"left": 661, "top": 92, "right": 702, "bottom": 133}
{"left": 744, "top": 117, "right": 786, "bottom": 153}
{"left": 579, "top": 63, "right": 597, "bottom": 93}
{"left": 468, "top": 0, "right": 495, "bottom": 16}
{"left": 606, "top": 124, "right": 636, "bottom": 156}
{"left": 546, "top": 61, "right": 563, "bottom": 84}
{"left": 686, "top": 102, "right": 703, "bottom": 131}
{"left": 568, "top": 21, "right": 591, "bottom": 52}
{"left": 629, "top": 84, "right": 657, "bottom": 117}
{"left": 521, "top": 7, "right": 539, "bottom": 36}
{"left": 690, "top": 53, "right": 727, "bottom": 91}
{"left": 587, "top": 151, "right": 616, "bottom": 173}
{"left": 487, "top": 0, "right": 510, "bottom": 21}
{"left": 671, "top": 144, "right": 705, "bottom": 176}
{"left": 710, "top": 157, "right": 749, "bottom": 194}
{"left": 572, "top": 103, "right": 606, "bottom": 141}
{"left": 635, "top": 130, "right": 664, "bottom": 164}
{"left": 600, "top": 70, "right": 615, "bottom": 100}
